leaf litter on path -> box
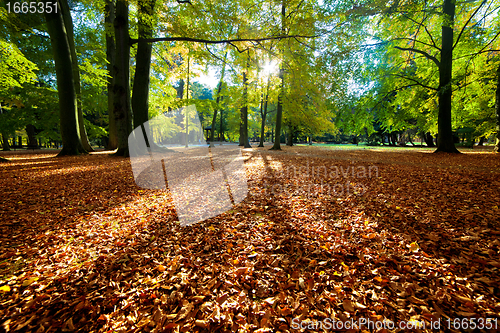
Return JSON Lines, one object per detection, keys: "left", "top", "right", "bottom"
{"left": 0, "top": 147, "right": 499, "bottom": 332}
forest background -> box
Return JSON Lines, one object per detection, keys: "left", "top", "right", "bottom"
{"left": 1, "top": 0, "right": 500, "bottom": 157}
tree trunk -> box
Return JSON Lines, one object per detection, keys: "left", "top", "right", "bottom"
{"left": 2, "top": 133, "right": 10, "bottom": 151}
{"left": 286, "top": 126, "right": 293, "bottom": 146}
{"left": 45, "top": 0, "right": 86, "bottom": 156}
{"left": 239, "top": 56, "right": 251, "bottom": 148}
{"left": 105, "top": 0, "right": 117, "bottom": 150}
{"left": 271, "top": 0, "right": 286, "bottom": 150}
{"left": 132, "top": 0, "right": 155, "bottom": 129}
{"left": 271, "top": 68, "right": 284, "bottom": 151}
{"left": 494, "top": 63, "right": 500, "bottom": 152}
{"left": 184, "top": 56, "right": 190, "bottom": 147}
{"left": 210, "top": 52, "right": 228, "bottom": 146}
{"left": 60, "top": 0, "right": 93, "bottom": 152}
{"left": 239, "top": 121, "right": 244, "bottom": 146}
{"left": 435, "top": 0, "right": 459, "bottom": 153}
{"left": 113, "top": 0, "right": 133, "bottom": 157}
{"left": 259, "top": 75, "right": 270, "bottom": 148}
{"left": 26, "top": 124, "right": 37, "bottom": 147}
{"left": 219, "top": 102, "right": 224, "bottom": 142}
{"left": 423, "top": 132, "right": 435, "bottom": 147}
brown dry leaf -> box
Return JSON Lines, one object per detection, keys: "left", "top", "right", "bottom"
{"left": 195, "top": 319, "right": 209, "bottom": 328}
{"left": 176, "top": 301, "right": 194, "bottom": 321}
{"left": 343, "top": 299, "right": 355, "bottom": 312}
{"left": 408, "top": 295, "right": 427, "bottom": 305}
{"left": 66, "top": 317, "right": 75, "bottom": 330}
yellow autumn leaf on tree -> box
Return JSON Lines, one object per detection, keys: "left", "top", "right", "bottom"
{"left": 0, "top": 285, "right": 11, "bottom": 292}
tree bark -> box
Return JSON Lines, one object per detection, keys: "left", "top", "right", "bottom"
{"left": 113, "top": 0, "right": 133, "bottom": 157}
{"left": 45, "top": 0, "right": 86, "bottom": 156}
{"left": 271, "top": 0, "right": 286, "bottom": 151}
{"left": 219, "top": 101, "right": 224, "bottom": 142}
{"left": 132, "top": 0, "right": 155, "bottom": 129}
{"left": 210, "top": 52, "right": 228, "bottom": 146}
{"left": 286, "top": 126, "right": 293, "bottom": 146}
{"left": 239, "top": 56, "right": 251, "bottom": 148}
{"left": 60, "top": 0, "right": 93, "bottom": 152}
{"left": 423, "top": 132, "right": 435, "bottom": 147}
{"left": 494, "top": 63, "right": 500, "bottom": 152}
{"left": 185, "top": 56, "right": 190, "bottom": 147}
{"left": 271, "top": 67, "right": 284, "bottom": 150}
{"left": 26, "top": 124, "right": 38, "bottom": 147}
{"left": 2, "top": 133, "right": 10, "bottom": 151}
{"left": 435, "top": 0, "right": 459, "bottom": 153}
{"left": 258, "top": 75, "right": 270, "bottom": 147}
{"left": 105, "top": 0, "right": 117, "bottom": 150}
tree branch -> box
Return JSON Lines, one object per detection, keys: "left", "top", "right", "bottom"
{"left": 394, "top": 46, "right": 440, "bottom": 67}
{"left": 392, "top": 37, "right": 439, "bottom": 51}
{"left": 453, "top": 0, "right": 487, "bottom": 50}
{"left": 372, "top": 83, "right": 437, "bottom": 111}
{"left": 401, "top": 13, "right": 439, "bottom": 50}
{"left": 130, "top": 34, "right": 318, "bottom": 45}
{"left": 453, "top": 38, "right": 500, "bottom": 60}
{"left": 392, "top": 74, "right": 438, "bottom": 91}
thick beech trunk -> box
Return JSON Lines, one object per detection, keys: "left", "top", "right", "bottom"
{"left": 271, "top": 1, "right": 286, "bottom": 151}
{"left": 60, "top": 0, "right": 93, "bottom": 152}
{"left": 239, "top": 58, "right": 251, "bottom": 148}
{"left": 271, "top": 67, "right": 284, "bottom": 150}
{"left": 286, "top": 126, "right": 293, "bottom": 146}
{"left": 258, "top": 75, "right": 270, "bottom": 147}
{"left": 45, "top": 0, "right": 86, "bottom": 156}
{"left": 435, "top": 0, "right": 459, "bottom": 153}
{"left": 494, "top": 63, "right": 500, "bottom": 152}
{"left": 132, "top": 0, "right": 155, "bottom": 129}
{"left": 113, "top": 0, "right": 133, "bottom": 157}
{"left": 26, "top": 125, "right": 38, "bottom": 147}
{"left": 105, "top": 0, "right": 117, "bottom": 150}
{"left": 2, "top": 133, "right": 10, "bottom": 151}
